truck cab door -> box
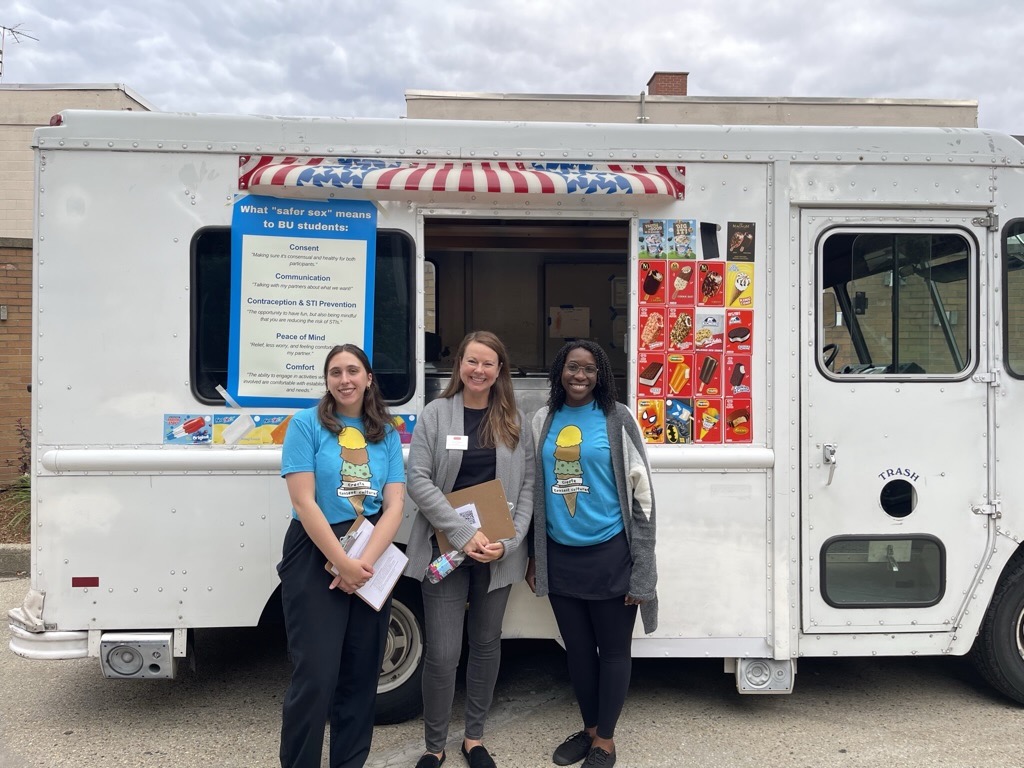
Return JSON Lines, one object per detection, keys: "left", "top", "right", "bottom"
{"left": 799, "top": 210, "right": 994, "bottom": 634}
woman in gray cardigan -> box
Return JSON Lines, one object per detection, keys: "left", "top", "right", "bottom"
{"left": 405, "top": 331, "right": 534, "bottom": 768}
{"left": 527, "top": 340, "right": 657, "bottom": 768}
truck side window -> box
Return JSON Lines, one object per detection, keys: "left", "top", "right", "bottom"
{"left": 190, "top": 227, "right": 414, "bottom": 405}
{"left": 1003, "top": 220, "right": 1024, "bottom": 376}
{"left": 820, "top": 231, "right": 971, "bottom": 377}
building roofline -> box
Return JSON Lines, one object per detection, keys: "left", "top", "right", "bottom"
{"left": 0, "top": 83, "right": 158, "bottom": 111}
{"left": 405, "top": 89, "right": 977, "bottom": 108}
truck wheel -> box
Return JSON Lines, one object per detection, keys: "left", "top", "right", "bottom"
{"left": 971, "top": 552, "right": 1024, "bottom": 704}
{"left": 375, "top": 578, "right": 425, "bottom": 724}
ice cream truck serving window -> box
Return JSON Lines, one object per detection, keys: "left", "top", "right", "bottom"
{"left": 819, "top": 230, "right": 974, "bottom": 377}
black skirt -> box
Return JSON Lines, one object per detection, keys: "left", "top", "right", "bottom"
{"left": 547, "top": 529, "right": 632, "bottom": 600}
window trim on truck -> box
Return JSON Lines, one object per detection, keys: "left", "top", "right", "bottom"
{"left": 1001, "top": 218, "right": 1024, "bottom": 379}
{"left": 817, "top": 227, "right": 977, "bottom": 382}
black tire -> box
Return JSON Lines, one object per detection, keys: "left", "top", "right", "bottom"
{"left": 375, "top": 577, "right": 425, "bottom": 724}
{"left": 970, "top": 550, "right": 1024, "bottom": 704}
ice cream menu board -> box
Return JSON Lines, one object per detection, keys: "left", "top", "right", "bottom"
{"left": 228, "top": 195, "right": 377, "bottom": 407}
{"left": 637, "top": 219, "right": 754, "bottom": 445}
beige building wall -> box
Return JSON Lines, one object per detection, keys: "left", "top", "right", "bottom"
{"left": 0, "top": 85, "right": 154, "bottom": 485}
{"left": 406, "top": 92, "right": 978, "bottom": 128}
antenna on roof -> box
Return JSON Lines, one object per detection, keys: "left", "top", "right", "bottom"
{"left": 0, "top": 24, "right": 40, "bottom": 83}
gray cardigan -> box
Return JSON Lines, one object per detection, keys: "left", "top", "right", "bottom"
{"left": 404, "top": 392, "right": 535, "bottom": 592}
{"left": 532, "top": 402, "right": 659, "bottom": 633}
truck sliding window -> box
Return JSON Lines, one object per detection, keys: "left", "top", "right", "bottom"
{"left": 1003, "top": 220, "right": 1024, "bottom": 376}
{"left": 820, "top": 230, "right": 972, "bottom": 377}
{"left": 190, "top": 227, "right": 415, "bottom": 405}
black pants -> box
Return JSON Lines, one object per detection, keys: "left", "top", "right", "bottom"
{"left": 278, "top": 517, "right": 391, "bottom": 768}
{"left": 548, "top": 593, "right": 638, "bottom": 740}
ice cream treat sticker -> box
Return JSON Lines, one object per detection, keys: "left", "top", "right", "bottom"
{"left": 338, "top": 427, "right": 378, "bottom": 514}
{"left": 726, "top": 222, "right": 755, "bottom": 261}
{"left": 697, "top": 262, "right": 725, "bottom": 307}
{"left": 637, "top": 399, "right": 666, "bottom": 444}
{"left": 639, "top": 260, "right": 666, "bottom": 304}
{"left": 694, "top": 399, "right": 724, "bottom": 444}
{"left": 552, "top": 425, "right": 589, "bottom": 516}
{"left": 726, "top": 263, "right": 754, "bottom": 308}
{"left": 639, "top": 220, "right": 667, "bottom": 257}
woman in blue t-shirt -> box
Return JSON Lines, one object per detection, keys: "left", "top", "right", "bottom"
{"left": 278, "top": 344, "right": 406, "bottom": 768}
{"left": 528, "top": 340, "right": 658, "bottom": 768}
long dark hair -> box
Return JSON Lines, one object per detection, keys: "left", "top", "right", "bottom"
{"left": 547, "top": 339, "right": 617, "bottom": 416}
{"left": 440, "top": 331, "right": 521, "bottom": 449}
{"left": 316, "top": 344, "right": 392, "bottom": 442}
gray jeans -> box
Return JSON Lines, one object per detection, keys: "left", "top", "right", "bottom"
{"left": 421, "top": 561, "right": 512, "bottom": 752}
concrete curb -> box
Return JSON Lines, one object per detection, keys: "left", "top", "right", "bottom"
{"left": 0, "top": 544, "right": 30, "bottom": 576}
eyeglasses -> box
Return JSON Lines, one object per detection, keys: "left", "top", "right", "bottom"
{"left": 565, "top": 362, "right": 598, "bottom": 376}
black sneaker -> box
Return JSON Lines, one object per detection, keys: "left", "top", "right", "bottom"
{"left": 582, "top": 747, "right": 615, "bottom": 768}
{"left": 552, "top": 731, "right": 593, "bottom": 766}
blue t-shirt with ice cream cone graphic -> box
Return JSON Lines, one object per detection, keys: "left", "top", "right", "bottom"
{"left": 281, "top": 408, "right": 405, "bottom": 523}
{"left": 542, "top": 403, "right": 623, "bottom": 546}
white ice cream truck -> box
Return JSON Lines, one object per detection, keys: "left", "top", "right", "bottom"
{"left": 10, "top": 110, "right": 1024, "bottom": 720}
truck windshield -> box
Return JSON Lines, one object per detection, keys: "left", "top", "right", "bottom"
{"left": 190, "top": 227, "right": 415, "bottom": 405}
{"left": 820, "top": 231, "right": 972, "bottom": 376}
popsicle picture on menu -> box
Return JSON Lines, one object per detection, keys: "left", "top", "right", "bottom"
{"left": 727, "top": 221, "right": 755, "bottom": 261}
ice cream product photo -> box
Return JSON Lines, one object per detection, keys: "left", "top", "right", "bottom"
{"left": 697, "top": 262, "right": 725, "bottom": 306}
{"left": 726, "top": 262, "right": 754, "bottom": 308}
{"left": 639, "top": 308, "right": 665, "bottom": 349}
{"left": 640, "top": 260, "right": 666, "bottom": 303}
{"left": 638, "top": 352, "right": 667, "bottom": 397}
{"left": 667, "top": 355, "right": 692, "bottom": 396}
{"left": 694, "top": 398, "right": 723, "bottom": 443}
{"left": 670, "top": 262, "right": 694, "bottom": 303}
{"left": 696, "top": 354, "right": 721, "bottom": 396}
{"left": 725, "top": 397, "right": 752, "bottom": 443}
{"left": 726, "top": 355, "right": 750, "bottom": 395}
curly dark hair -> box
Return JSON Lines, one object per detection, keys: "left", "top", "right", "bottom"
{"left": 316, "top": 344, "right": 393, "bottom": 442}
{"left": 547, "top": 340, "right": 617, "bottom": 415}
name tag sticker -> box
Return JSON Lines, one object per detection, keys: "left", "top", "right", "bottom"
{"left": 446, "top": 434, "right": 469, "bottom": 451}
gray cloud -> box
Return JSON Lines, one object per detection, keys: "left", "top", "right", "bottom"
{"left": 4, "top": 0, "right": 1021, "bottom": 131}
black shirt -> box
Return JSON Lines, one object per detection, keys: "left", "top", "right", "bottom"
{"left": 452, "top": 406, "right": 497, "bottom": 491}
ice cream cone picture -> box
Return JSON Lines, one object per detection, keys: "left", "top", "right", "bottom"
{"left": 727, "top": 271, "right": 752, "bottom": 306}
{"left": 553, "top": 425, "right": 586, "bottom": 516}
{"left": 699, "top": 407, "right": 720, "bottom": 440}
{"left": 338, "top": 427, "right": 374, "bottom": 515}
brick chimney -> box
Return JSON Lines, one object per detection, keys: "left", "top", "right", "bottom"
{"left": 647, "top": 71, "right": 689, "bottom": 96}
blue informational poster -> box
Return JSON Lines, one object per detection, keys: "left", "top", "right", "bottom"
{"left": 228, "top": 195, "right": 377, "bottom": 407}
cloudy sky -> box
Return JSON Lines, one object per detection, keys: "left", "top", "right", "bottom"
{"left": 3, "top": 0, "right": 1021, "bottom": 133}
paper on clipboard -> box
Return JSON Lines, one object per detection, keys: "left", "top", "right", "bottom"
{"left": 325, "top": 516, "right": 408, "bottom": 612}
{"left": 435, "top": 478, "right": 515, "bottom": 553}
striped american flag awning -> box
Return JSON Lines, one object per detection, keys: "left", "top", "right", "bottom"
{"left": 238, "top": 156, "right": 685, "bottom": 198}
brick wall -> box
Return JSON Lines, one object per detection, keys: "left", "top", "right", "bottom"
{"left": 647, "top": 71, "right": 689, "bottom": 96}
{"left": 0, "top": 238, "right": 32, "bottom": 485}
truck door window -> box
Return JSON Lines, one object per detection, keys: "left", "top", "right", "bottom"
{"left": 821, "top": 535, "right": 945, "bottom": 608}
{"left": 820, "top": 231, "right": 972, "bottom": 377}
{"left": 1003, "top": 220, "right": 1024, "bottom": 376}
{"left": 190, "top": 227, "right": 414, "bottom": 405}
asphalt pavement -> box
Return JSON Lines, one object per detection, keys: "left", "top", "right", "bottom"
{"left": 3, "top": 572, "right": 1024, "bottom": 767}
